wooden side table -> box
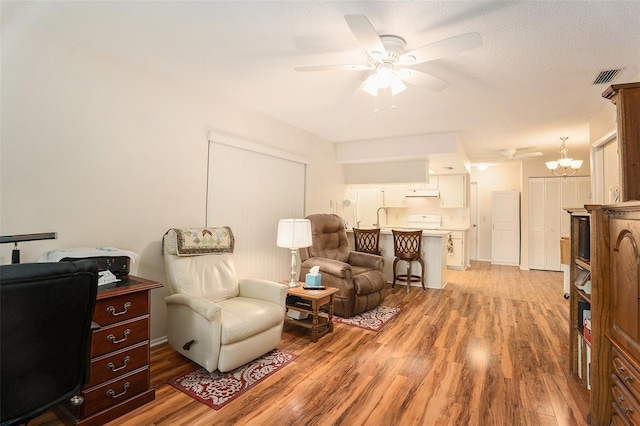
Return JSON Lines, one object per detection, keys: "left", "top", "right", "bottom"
{"left": 285, "top": 285, "right": 339, "bottom": 342}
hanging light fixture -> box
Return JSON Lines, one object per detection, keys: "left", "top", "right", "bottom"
{"left": 545, "top": 137, "right": 583, "bottom": 178}
{"left": 362, "top": 63, "right": 407, "bottom": 97}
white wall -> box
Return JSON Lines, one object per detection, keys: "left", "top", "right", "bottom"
{"left": 1, "top": 27, "right": 343, "bottom": 340}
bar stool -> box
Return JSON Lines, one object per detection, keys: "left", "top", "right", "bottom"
{"left": 353, "top": 228, "right": 381, "bottom": 256}
{"left": 392, "top": 229, "right": 425, "bottom": 293}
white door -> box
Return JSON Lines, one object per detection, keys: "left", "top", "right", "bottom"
{"left": 561, "top": 178, "right": 578, "bottom": 238}
{"left": 529, "top": 176, "right": 591, "bottom": 271}
{"left": 544, "top": 179, "right": 562, "bottom": 271}
{"left": 528, "top": 178, "right": 546, "bottom": 269}
{"left": 469, "top": 182, "right": 478, "bottom": 261}
{"left": 491, "top": 190, "right": 520, "bottom": 266}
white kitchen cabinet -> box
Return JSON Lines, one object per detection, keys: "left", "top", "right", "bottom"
{"left": 382, "top": 184, "right": 407, "bottom": 207}
{"left": 439, "top": 175, "right": 467, "bottom": 208}
{"left": 405, "top": 177, "right": 438, "bottom": 191}
{"left": 425, "top": 176, "right": 439, "bottom": 190}
{"left": 446, "top": 231, "right": 466, "bottom": 269}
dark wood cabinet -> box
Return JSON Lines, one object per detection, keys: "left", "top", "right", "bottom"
{"left": 605, "top": 204, "right": 640, "bottom": 425}
{"left": 584, "top": 202, "right": 640, "bottom": 426}
{"left": 59, "top": 275, "right": 162, "bottom": 426}
{"left": 602, "top": 82, "right": 640, "bottom": 202}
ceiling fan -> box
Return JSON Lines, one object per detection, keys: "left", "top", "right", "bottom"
{"left": 295, "top": 15, "right": 482, "bottom": 96}
{"left": 475, "top": 148, "right": 543, "bottom": 168}
{"left": 496, "top": 148, "right": 544, "bottom": 160}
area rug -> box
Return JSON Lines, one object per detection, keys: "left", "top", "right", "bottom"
{"left": 334, "top": 305, "right": 401, "bottom": 331}
{"left": 169, "top": 349, "right": 297, "bottom": 410}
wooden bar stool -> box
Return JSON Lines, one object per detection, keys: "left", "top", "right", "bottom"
{"left": 392, "top": 229, "right": 425, "bottom": 293}
{"left": 353, "top": 228, "right": 381, "bottom": 256}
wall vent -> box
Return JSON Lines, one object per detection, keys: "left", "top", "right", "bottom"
{"left": 592, "top": 69, "right": 621, "bottom": 85}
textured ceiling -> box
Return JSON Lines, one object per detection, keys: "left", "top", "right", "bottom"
{"left": 4, "top": 1, "right": 640, "bottom": 163}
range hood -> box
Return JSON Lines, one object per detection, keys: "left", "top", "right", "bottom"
{"left": 405, "top": 188, "right": 440, "bottom": 198}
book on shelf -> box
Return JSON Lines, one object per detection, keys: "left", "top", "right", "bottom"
{"left": 578, "top": 334, "right": 583, "bottom": 379}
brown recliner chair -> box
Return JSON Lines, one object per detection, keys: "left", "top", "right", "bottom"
{"left": 299, "top": 214, "right": 387, "bottom": 317}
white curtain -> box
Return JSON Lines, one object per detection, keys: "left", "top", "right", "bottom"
{"left": 207, "top": 138, "right": 306, "bottom": 280}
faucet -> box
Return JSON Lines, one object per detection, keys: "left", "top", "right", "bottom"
{"left": 375, "top": 207, "right": 388, "bottom": 228}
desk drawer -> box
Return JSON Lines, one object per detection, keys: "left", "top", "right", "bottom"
{"left": 82, "top": 367, "right": 150, "bottom": 417}
{"left": 613, "top": 347, "right": 640, "bottom": 403}
{"left": 612, "top": 374, "right": 640, "bottom": 425}
{"left": 612, "top": 400, "right": 634, "bottom": 426}
{"left": 87, "top": 341, "right": 149, "bottom": 388}
{"left": 94, "top": 291, "right": 149, "bottom": 327}
{"left": 92, "top": 316, "right": 149, "bottom": 358}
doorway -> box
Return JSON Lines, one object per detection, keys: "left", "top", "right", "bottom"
{"left": 469, "top": 182, "right": 478, "bottom": 261}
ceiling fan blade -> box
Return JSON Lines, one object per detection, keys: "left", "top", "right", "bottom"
{"left": 398, "top": 69, "right": 448, "bottom": 91}
{"left": 400, "top": 32, "right": 482, "bottom": 65}
{"left": 345, "top": 15, "right": 386, "bottom": 59}
{"left": 517, "top": 152, "right": 543, "bottom": 159}
{"left": 295, "top": 64, "right": 374, "bottom": 72}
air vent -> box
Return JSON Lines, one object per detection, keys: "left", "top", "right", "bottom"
{"left": 592, "top": 69, "right": 621, "bottom": 85}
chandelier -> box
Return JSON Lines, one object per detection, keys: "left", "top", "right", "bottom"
{"left": 545, "top": 137, "right": 583, "bottom": 178}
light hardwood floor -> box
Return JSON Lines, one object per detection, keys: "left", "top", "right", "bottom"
{"left": 33, "top": 261, "right": 587, "bottom": 425}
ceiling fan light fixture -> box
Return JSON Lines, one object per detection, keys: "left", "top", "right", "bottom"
{"left": 363, "top": 75, "right": 379, "bottom": 96}
{"left": 376, "top": 63, "right": 394, "bottom": 88}
{"left": 390, "top": 77, "right": 407, "bottom": 95}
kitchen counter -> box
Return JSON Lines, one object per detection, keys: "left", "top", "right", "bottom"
{"left": 378, "top": 228, "right": 451, "bottom": 237}
{"left": 347, "top": 228, "right": 449, "bottom": 289}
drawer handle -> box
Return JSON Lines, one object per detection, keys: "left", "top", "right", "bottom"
{"left": 107, "top": 302, "right": 132, "bottom": 316}
{"left": 619, "top": 396, "right": 626, "bottom": 403}
{"left": 107, "top": 382, "right": 130, "bottom": 399}
{"left": 624, "top": 406, "right": 634, "bottom": 414}
{"left": 107, "top": 356, "right": 131, "bottom": 372}
{"left": 107, "top": 329, "right": 130, "bottom": 344}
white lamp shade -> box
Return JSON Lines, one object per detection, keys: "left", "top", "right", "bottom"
{"left": 390, "top": 77, "right": 407, "bottom": 95}
{"left": 558, "top": 157, "right": 573, "bottom": 168}
{"left": 277, "top": 219, "right": 312, "bottom": 249}
{"left": 545, "top": 161, "right": 559, "bottom": 171}
{"left": 571, "top": 159, "right": 583, "bottom": 169}
{"left": 362, "top": 75, "right": 379, "bottom": 96}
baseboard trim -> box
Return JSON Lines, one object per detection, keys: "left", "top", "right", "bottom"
{"left": 150, "top": 335, "right": 168, "bottom": 347}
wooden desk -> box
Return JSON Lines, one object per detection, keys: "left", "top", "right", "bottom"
{"left": 59, "top": 275, "right": 162, "bottom": 425}
{"left": 285, "top": 285, "right": 339, "bottom": 342}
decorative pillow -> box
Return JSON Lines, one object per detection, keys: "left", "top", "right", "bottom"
{"left": 170, "top": 227, "right": 234, "bottom": 255}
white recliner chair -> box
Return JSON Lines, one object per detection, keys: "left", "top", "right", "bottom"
{"left": 163, "top": 227, "right": 287, "bottom": 373}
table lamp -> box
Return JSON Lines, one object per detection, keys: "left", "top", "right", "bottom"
{"left": 277, "top": 219, "right": 312, "bottom": 287}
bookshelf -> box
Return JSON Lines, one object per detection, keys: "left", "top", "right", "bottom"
{"left": 566, "top": 208, "right": 592, "bottom": 421}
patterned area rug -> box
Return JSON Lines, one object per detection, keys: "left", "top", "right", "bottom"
{"left": 169, "top": 349, "right": 297, "bottom": 410}
{"left": 334, "top": 305, "right": 401, "bottom": 331}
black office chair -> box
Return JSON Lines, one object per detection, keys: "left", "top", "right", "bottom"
{"left": 1, "top": 261, "right": 98, "bottom": 426}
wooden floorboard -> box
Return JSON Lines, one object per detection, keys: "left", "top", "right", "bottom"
{"left": 30, "top": 261, "right": 588, "bottom": 425}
